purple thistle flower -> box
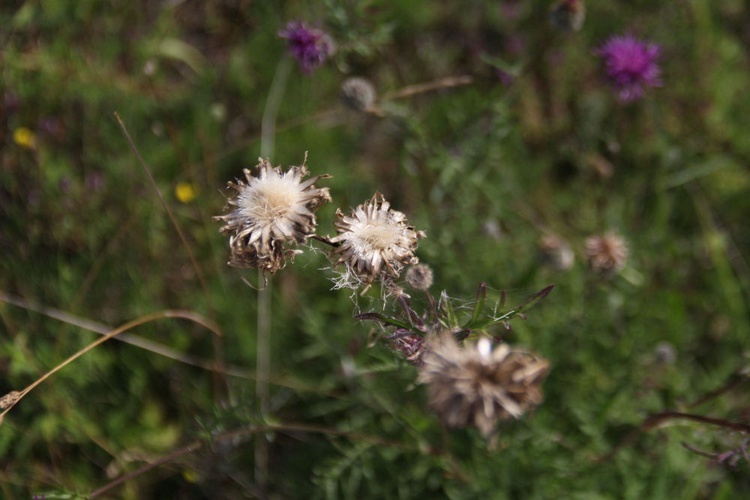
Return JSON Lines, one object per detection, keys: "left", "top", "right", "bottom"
{"left": 279, "top": 21, "right": 335, "bottom": 74}
{"left": 596, "top": 35, "right": 662, "bottom": 102}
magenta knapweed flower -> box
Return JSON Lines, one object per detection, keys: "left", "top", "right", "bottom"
{"left": 596, "top": 35, "right": 662, "bottom": 102}
{"left": 279, "top": 21, "right": 335, "bottom": 74}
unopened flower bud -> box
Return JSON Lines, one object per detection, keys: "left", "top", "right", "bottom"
{"left": 341, "top": 77, "right": 377, "bottom": 111}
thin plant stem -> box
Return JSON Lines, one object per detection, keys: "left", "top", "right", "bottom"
{"left": 255, "top": 272, "right": 271, "bottom": 491}
{"left": 0, "top": 310, "right": 221, "bottom": 424}
{"left": 254, "top": 55, "right": 292, "bottom": 492}
{"left": 380, "top": 74, "right": 473, "bottom": 100}
{"left": 595, "top": 411, "right": 750, "bottom": 464}
{"left": 0, "top": 290, "right": 254, "bottom": 379}
{"left": 179, "top": 73, "right": 475, "bottom": 171}
{"left": 113, "top": 112, "right": 228, "bottom": 399}
{"left": 261, "top": 57, "right": 292, "bottom": 161}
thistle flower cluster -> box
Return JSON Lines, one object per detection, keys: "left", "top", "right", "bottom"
{"left": 215, "top": 159, "right": 423, "bottom": 291}
{"left": 357, "top": 276, "right": 553, "bottom": 436}
{"left": 215, "top": 157, "right": 552, "bottom": 439}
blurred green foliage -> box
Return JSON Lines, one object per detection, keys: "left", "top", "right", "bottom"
{"left": 1, "top": 0, "right": 750, "bottom": 498}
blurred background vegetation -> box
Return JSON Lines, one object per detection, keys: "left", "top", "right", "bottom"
{"left": 1, "top": 0, "right": 750, "bottom": 498}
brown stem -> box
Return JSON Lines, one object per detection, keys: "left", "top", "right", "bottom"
{"left": 381, "top": 75, "right": 474, "bottom": 101}
{"left": 595, "top": 411, "right": 750, "bottom": 464}
{"left": 687, "top": 373, "right": 748, "bottom": 409}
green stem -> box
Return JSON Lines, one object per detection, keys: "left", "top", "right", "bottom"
{"left": 255, "top": 271, "right": 271, "bottom": 490}
{"left": 254, "top": 55, "right": 291, "bottom": 492}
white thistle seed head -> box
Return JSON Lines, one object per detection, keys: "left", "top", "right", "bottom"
{"left": 328, "top": 192, "right": 425, "bottom": 291}
{"left": 214, "top": 157, "right": 331, "bottom": 274}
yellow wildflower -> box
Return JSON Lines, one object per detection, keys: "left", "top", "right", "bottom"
{"left": 175, "top": 182, "right": 197, "bottom": 203}
{"left": 13, "top": 127, "right": 36, "bottom": 149}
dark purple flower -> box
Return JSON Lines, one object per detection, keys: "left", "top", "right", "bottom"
{"left": 278, "top": 21, "right": 335, "bottom": 74}
{"left": 596, "top": 35, "right": 662, "bottom": 102}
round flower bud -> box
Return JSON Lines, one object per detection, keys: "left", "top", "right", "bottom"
{"left": 340, "top": 77, "right": 377, "bottom": 111}
{"left": 405, "top": 263, "right": 434, "bottom": 291}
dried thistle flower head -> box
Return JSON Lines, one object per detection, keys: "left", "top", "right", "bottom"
{"left": 214, "top": 157, "right": 331, "bottom": 274}
{"left": 419, "top": 336, "right": 549, "bottom": 438}
{"left": 329, "top": 193, "right": 425, "bottom": 290}
{"left": 405, "top": 263, "right": 434, "bottom": 291}
{"left": 585, "top": 232, "right": 629, "bottom": 274}
{"left": 539, "top": 234, "right": 575, "bottom": 271}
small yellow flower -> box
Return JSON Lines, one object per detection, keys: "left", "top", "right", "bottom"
{"left": 175, "top": 182, "right": 197, "bottom": 203}
{"left": 13, "top": 127, "right": 36, "bottom": 149}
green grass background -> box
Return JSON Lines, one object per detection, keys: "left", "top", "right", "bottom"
{"left": 1, "top": 1, "right": 749, "bottom": 498}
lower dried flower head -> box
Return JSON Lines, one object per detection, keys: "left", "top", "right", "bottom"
{"left": 585, "top": 232, "right": 628, "bottom": 274}
{"left": 419, "top": 335, "right": 549, "bottom": 438}
{"left": 214, "top": 157, "right": 331, "bottom": 274}
{"left": 329, "top": 193, "right": 425, "bottom": 290}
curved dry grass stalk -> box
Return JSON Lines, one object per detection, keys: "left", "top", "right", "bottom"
{"left": 0, "top": 290, "right": 379, "bottom": 400}
{"left": 0, "top": 309, "right": 221, "bottom": 425}
{"left": 0, "top": 290, "right": 254, "bottom": 378}
{"left": 380, "top": 74, "right": 474, "bottom": 100}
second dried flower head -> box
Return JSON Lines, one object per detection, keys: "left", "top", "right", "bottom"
{"left": 328, "top": 193, "right": 425, "bottom": 291}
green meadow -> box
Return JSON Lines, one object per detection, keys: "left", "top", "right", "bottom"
{"left": 1, "top": 1, "right": 749, "bottom": 498}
